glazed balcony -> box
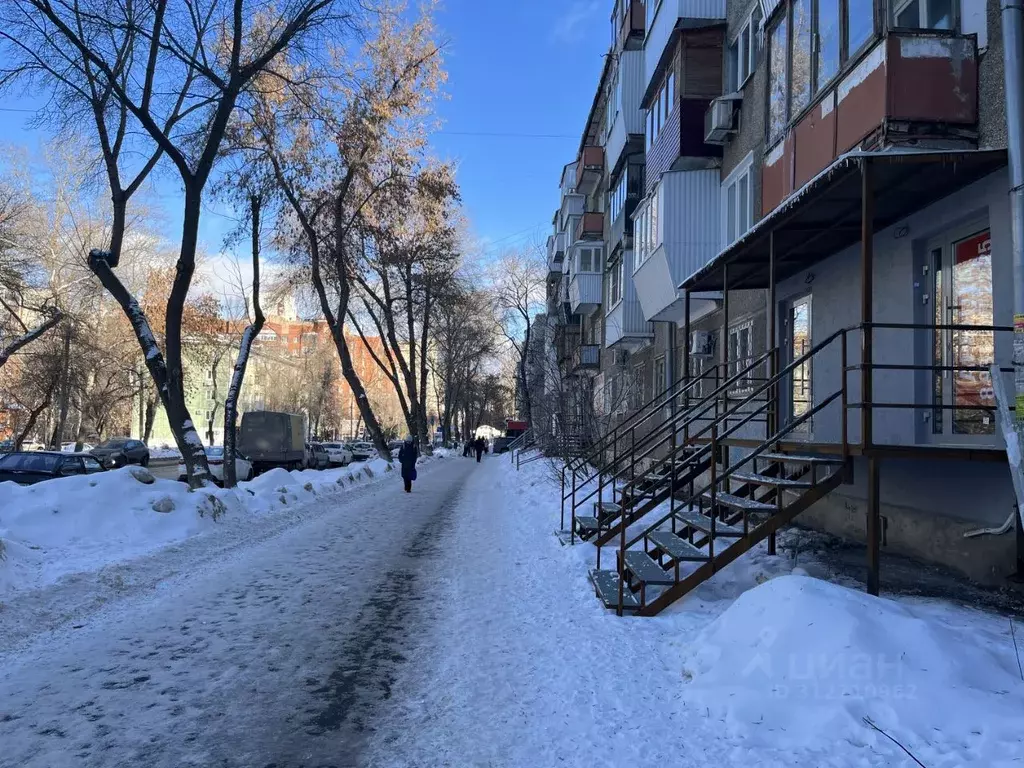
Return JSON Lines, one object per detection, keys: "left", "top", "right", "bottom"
{"left": 615, "top": 0, "right": 645, "bottom": 51}
{"left": 762, "top": 31, "right": 979, "bottom": 216}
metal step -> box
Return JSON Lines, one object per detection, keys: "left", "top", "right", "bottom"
{"left": 647, "top": 531, "right": 708, "bottom": 562}
{"left": 757, "top": 452, "right": 844, "bottom": 465}
{"left": 731, "top": 470, "right": 813, "bottom": 488}
{"left": 594, "top": 501, "right": 622, "bottom": 521}
{"left": 674, "top": 508, "right": 744, "bottom": 537}
{"left": 574, "top": 515, "right": 600, "bottom": 533}
{"left": 702, "top": 491, "right": 776, "bottom": 512}
{"left": 623, "top": 550, "right": 676, "bottom": 585}
{"left": 590, "top": 569, "right": 640, "bottom": 610}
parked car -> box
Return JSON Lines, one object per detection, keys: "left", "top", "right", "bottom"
{"left": 61, "top": 442, "right": 95, "bottom": 453}
{"left": 0, "top": 451, "right": 105, "bottom": 486}
{"left": 0, "top": 439, "right": 14, "bottom": 454}
{"left": 238, "top": 411, "right": 306, "bottom": 473}
{"left": 177, "top": 446, "right": 252, "bottom": 485}
{"left": 90, "top": 438, "right": 150, "bottom": 468}
{"left": 320, "top": 442, "right": 353, "bottom": 467}
{"left": 305, "top": 442, "right": 331, "bottom": 469}
{"left": 347, "top": 441, "right": 374, "bottom": 461}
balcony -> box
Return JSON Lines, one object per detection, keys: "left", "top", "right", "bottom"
{"left": 547, "top": 231, "right": 566, "bottom": 275}
{"left": 632, "top": 169, "right": 721, "bottom": 324}
{"left": 572, "top": 344, "right": 600, "bottom": 373}
{"left": 575, "top": 211, "right": 604, "bottom": 241}
{"left": 605, "top": 251, "right": 654, "bottom": 348}
{"left": 616, "top": 0, "right": 644, "bottom": 51}
{"left": 556, "top": 326, "right": 581, "bottom": 363}
{"left": 605, "top": 49, "right": 645, "bottom": 170}
{"left": 644, "top": 0, "right": 726, "bottom": 91}
{"left": 568, "top": 270, "right": 603, "bottom": 315}
{"left": 762, "top": 32, "right": 979, "bottom": 216}
{"left": 575, "top": 146, "right": 605, "bottom": 196}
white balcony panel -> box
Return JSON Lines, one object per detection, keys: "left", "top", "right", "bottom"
{"left": 559, "top": 194, "right": 584, "bottom": 233}
{"left": 645, "top": 0, "right": 727, "bottom": 92}
{"left": 560, "top": 162, "right": 578, "bottom": 198}
{"left": 569, "top": 272, "right": 603, "bottom": 314}
{"left": 622, "top": 49, "right": 646, "bottom": 134}
{"left": 633, "top": 169, "right": 722, "bottom": 323}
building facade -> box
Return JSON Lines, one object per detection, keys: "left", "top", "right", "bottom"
{"left": 545, "top": 0, "right": 1021, "bottom": 591}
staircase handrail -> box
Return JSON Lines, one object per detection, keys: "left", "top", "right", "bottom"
{"left": 561, "top": 364, "right": 725, "bottom": 479}
{"left": 569, "top": 349, "right": 774, "bottom": 515}
{"left": 619, "top": 326, "right": 852, "bottom": 551}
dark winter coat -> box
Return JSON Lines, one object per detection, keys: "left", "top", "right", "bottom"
{"left": 398, "top": 441, "right": 418, "bottom": 481}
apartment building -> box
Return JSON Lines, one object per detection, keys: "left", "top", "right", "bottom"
{"left": 546, "top": 0, "right": 1022, "bottom": 609}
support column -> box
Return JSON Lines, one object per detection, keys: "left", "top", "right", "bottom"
{"left": 768, "top": 230, "right": 778, "bottom": 555}
{"left": 721, "top": 265, "right": 730, "bottom": 487}
{"left": 683, "top": 291, "right": 691, "bottom": 408}
{"left": 861, "top": 158, "right": 880, "bottom": 595}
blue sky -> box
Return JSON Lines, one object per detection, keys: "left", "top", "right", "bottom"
{"left": 0, "top": 0, "right": 609, "bottom": 262}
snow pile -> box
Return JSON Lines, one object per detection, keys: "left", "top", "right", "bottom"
{"left": 0, "top": 456, "right": 404, "bottom": 596}
{"left": 679, "top": 574, "right": 1024, "bottom": 759}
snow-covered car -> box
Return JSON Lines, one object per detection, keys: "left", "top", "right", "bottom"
{"left": 347, "top": 441, "right": 374, "bottom": 461}
{"left": 176, "top": 446, "right": 252, "bottom": 484}
{"left": 320, "top": 442, "right": 353, "bottom": 467}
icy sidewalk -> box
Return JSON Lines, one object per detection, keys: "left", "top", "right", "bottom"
{"left": 366, "top": 456, "right": 1024, "bottom": 767}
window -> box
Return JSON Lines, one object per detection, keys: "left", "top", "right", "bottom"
{"left": 767, "top": 0, "right": 877, "bottom": 142}
{"left": 629, "top": 364, "right": 645, "bottom": 410}
{"left": 892, "top": 0, "right": 954, "bottom": 29}
{"left": 847, "top": 0, "right": 875, "bottom": 54}
{"left": 768, "top": 18, "right": 788, "bottom": 140}
{"left": 645, "top": 70, "right": 676, "bottom": 147}
{"left": 654, "top": 356, "right": 666, "bottom": 396}
{"left": 727, "top": 8, "right": 762, "bottom": 91}
{"left": 791, "top": 0, "right": 812, "bottom": 116}
{"left": 817, "top": 0, "right": 841, "bottom": 90}
{"left": 728, "top": 321, "right": 755, "bottom": 389}
{"left": 610, "top": 172, "right": 628, "bottom": 222}
{"left": 579, "top": 247, "right": 602, "bottom": 272}
{"left": 723, "top": 153, "right": 754, "bottom": 246}
{"left": 609, "top": 256, "right": 624, "bottom": 306}
{"left": 635, "top": 186, "right": 661, "bottom": 268}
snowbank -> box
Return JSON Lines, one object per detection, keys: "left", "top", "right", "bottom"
{"left": 680, "top": 574, "right": 1024, "bottom": 759}
{"left": 0, "top": 456, "right": 402, "bottom": 596}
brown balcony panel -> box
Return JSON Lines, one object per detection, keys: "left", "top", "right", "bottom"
{"left": 576, "top": 212, "right": 605, "bottom": 241}
{"left": 575, "top": 146, "right": 605, "bottom": 190}
{"left": 762, "top": 32, "right": 978, "bottom": 215}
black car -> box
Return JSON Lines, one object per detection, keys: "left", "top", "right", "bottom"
{"left": 0, "top": 451, "right": 106, "bottom": 486}
{"left": 90, "top": 438, "right": 150, "bottom": 468}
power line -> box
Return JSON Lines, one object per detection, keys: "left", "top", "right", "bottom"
{"left": 0, "top": 107, "right": 37, "bottom": 113}
{"left": 434, "top": 130, "right": 577, "bottom": 140}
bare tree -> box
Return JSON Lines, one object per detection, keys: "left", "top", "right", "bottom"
{"left": 223, "top": 196, "right": 265, "bottom": 488}
{"left": 1, "top": 0, "right": 346, "bottom": 485}
{"left": 238, "top": 2, "right": 446, "bottom": 460}
{"left": 491, "top": 248, "right": 546, "bottom": 425}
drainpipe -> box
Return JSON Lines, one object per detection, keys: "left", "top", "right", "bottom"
{"left": 1003, "top": 0, "right": 1024, "bottom": 577}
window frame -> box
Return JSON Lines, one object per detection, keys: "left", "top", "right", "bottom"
{"left": 765, "top": 0, "right": 880, "bottom": 145}
{"left": 728, "top": 319, "right": 756, "bottom": 393}
{"left": 727, "top": 8, "right": 761, "bottom": 92}
{"left": 722, "top": 152, "right": 755, "bottom": 247}
{"left": 891, "top": 0, "right": 957, "bottom": 30}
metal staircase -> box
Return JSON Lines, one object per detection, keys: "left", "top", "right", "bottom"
{"left": 588, "top": 329, "right": 853, "bottom": 616}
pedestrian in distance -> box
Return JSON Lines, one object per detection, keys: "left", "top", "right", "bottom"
{"left": 463, "top": 440, "right": 472, "bottom": 458}
{"left": 474, "top": 436, "right": 484, "bottom": 463}
{"left": 398, "top": 436, "right": 418, "bottom": 493}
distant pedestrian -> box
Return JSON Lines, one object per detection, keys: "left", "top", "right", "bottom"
{"left": 463, "top": 440, "right": 472, "bottom": 458}
{"left": 398, "top": 436, "right": 418, "bottom": 493}
{"left": 474, "top": 437, "right": 484, "bottom": 463}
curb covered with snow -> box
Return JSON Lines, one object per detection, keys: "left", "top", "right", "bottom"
{"left": 0, "top": 455, "right": 435, "bottom": 597}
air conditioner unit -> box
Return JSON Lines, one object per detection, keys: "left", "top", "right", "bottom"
{"left": 704, "top": 96, "right": 739, "bottom": 145}
{"left": 613, "top": 348, "right": 629, "bottom": 368}
{"left": 691, "top": 331, "right": 715, "bottom": 357}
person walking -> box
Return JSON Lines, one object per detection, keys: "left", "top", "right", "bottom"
{"left": 463, "top": 439, "right": 472, "bottom": 458}
{"left": 398, "top": 436, "right": 418, "bottom": 492}
{"left": 474, "top": 436, "right": 484, "bottom": 463}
